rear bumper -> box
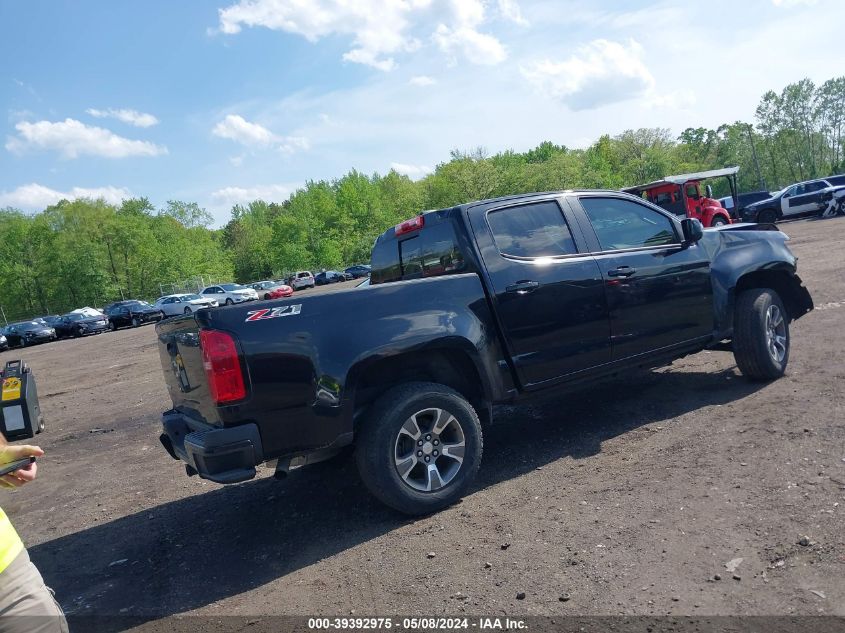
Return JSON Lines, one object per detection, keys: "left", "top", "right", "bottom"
{"left": 159, "top": 410, "right": 263, "bottom": 484}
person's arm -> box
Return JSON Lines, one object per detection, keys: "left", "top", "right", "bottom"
{"left": 0, "top": 434, "right": 43, "bottom": 489}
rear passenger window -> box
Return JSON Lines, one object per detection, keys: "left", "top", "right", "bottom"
{"left": 580, "top": 197, "right": 678, "bottom": 251}
{"left": 487, "top": 201, "right": 576, "bottom": 258}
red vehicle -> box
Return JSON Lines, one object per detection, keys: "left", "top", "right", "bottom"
{"left": 250, "top": 280, "right": 294, "bottom": 300}
{"left": 623, "top": 167, "right": 739, "bottom": 228}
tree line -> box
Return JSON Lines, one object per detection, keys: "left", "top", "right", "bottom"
{"left": 2, "top": 75, "right": 843, "bottom": 322}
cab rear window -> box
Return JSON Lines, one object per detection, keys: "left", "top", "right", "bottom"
{"left": 371, "top": 221, "right": 465, "bottom": 284}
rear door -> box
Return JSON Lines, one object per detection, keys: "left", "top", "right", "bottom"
{"left": 468, "top": 197, "right": 610, "bottom": 387}
{"left": 571, "top": 195, "right": 714, "bottom": 361}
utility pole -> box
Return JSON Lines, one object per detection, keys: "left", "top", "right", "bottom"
{"left": 746, "top": 123, "right": 766, "bottom": 191}
{"left": 0, "top": 305, "right": 6, "bottom": 326}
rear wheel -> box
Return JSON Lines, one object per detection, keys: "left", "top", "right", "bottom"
{"left": 733, "top": 288, "right": 789, "bottom": 381}
{"left": 757, "top": 209, "right": 777, "bottom": 224}
{"left": 264, "top": 293, "right": 271, "bottom": 300}
{"left": 131, "top": 316, "right": 140, "bottom": 328}
{"left": 355, "top": 382, "right": 483, "bottom": 515}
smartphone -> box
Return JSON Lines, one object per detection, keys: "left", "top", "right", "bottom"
{"left": 0, "top": 457, "right": 36, "bottom": 477}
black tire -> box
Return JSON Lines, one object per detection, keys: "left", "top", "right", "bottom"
{"left": 355, "top": 382, "right": 483, "bottom": 516}
{"left": 710, "top": 216, "right": 728, "bottom": 227}
{"left": 225, "top": 298, "right": 233, "bottom": 306}
{"left": 757, "top": 209, "right": 777, "bottom": 224}
{"left": 74, "top": 327, "right": 83, "bottom": 338}
{"left": 109, "top": 321, "right": 117, "bottom": 332}
{"left": 264, "top": 293, "right": 271, "bottom": 300}
{"left": 733, "top": 288, "right": 790, "bottom": 381}
{"left": 131, "top": 316, "right": 140, "bottom": 328}
{"left": 184, "top": 307, "right": 192, "bottom": 314}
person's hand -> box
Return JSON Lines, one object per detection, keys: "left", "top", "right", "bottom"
{"left": 0, "top": 444, "right": 44, "bottom": 489}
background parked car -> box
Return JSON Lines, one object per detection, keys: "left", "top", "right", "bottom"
{"left": 287, "top": 271, "right": 315, "bottom": 290}
{"left": 2, "top": 320, "right": 57, "bottom": 347}
{"left": 53, "top": 312, "right": 110, "bottom": 337}
{"left": 740, "top": 177, "right": 845, "bottom": 223}
{"left": 314, "top": 270, "right": 348, "bottom": 285}
{"left": 154, "top": 293, "right": 219, "bottom": 316}
{"left": 344, "top": 264, "right": 371, "bottom": 279}
{"left": 70, "top": 306, "right": 106, "bottom": 318}
{"left": 200, "top": 283, "right": 258, "bottom": 305}
{"left": 250, "top": 280, "right": 294, "bottom": 300}
{"left": 0, "top": 333, "right": 8, "bottom": 351}
{"left": 718, "top": 190, "right": 772, "bottom": 219}
{"left": 103, "top": 300, "right": 164, "bottom": 330}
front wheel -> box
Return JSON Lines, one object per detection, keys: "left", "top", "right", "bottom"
{"left": 183, "top": 307, "right": 192, "bottom": 314}
{"left": 131, "top": 317, "right": 140, "bottom": 328}
{"left": 710, "top": 216, "right": 728, "bottom": 227}
{"left": 355, "top": 382, "right": 483, "bottom": 516}
{"left": 733, "top": 288, "right": 790, "bottom": 381}
{"left": 109, "top": 321, "right": 117, "bottom": 332}
{"left": 757, "top": 209, "right": 777, "bottom": 224}
{"left": 225, "top": 298, "right": 233, "bottom": 306}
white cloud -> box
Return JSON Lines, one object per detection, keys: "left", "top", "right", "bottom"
{"left": 86, "top": 108, "right": 159, "bottom": 127}
{"left": 211, "top": 184, "right": 296, "bottom": 207}
{"left": 216, "top": 0, "right": 425, "bottom": 71}
{"left": 434, "top": 0, "right": 508, "bottom": 65}
{"left": 212, "top": 114, "right": 276, "bottom": 146}
{"left": 212, "top": 114, "right": 309, "bottom": 153}
{"left": 215, "top": 0, "right": 511, "bottom": 69}
{"left": 409, "top": 75, "right": 436, "bottom": 86}
{"left": 277, "top": 136, "right": 310, "bottom": 154}
{"left": 434, "top": 24, "right": 507, "bottom": 65}
{"left": 497, "top": 0, "right": 528, "bottom": 26}
{"left": 521, "top": 39, "right": 655, "bottom": 111}
{"left": 645, "top": 89, "right": 697, "bottom": 110}
{"left": 0, "top": 183, "right": 131, "bottom": 210}
{"left": 5, "top": 119, "right": 167, "bottom": 159}
{"left": 390, "top": 162, "right": 433, "bottom": 178}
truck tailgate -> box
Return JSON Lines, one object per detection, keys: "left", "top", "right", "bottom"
{"left": 156, "top": 314, "right": 224, "bottom": 426}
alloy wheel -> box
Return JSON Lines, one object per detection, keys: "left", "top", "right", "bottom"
{"left": 765, "top": 304, "right": 787, "bottom": 363}
{"left": 394, "top": 407, "right": 466, "bottom": 492}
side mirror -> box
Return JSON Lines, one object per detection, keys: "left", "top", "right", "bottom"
{"left": 681, "top": 217, "right": 704, "bottom": 244}
{"left": 705, "top": 184, "right": 713, "bottom": 198}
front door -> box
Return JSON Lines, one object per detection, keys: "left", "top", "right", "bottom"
{"left": 783, "top": 182, "right": 824, "bottom": 216}
{"left": 573, "top": 195, "right": 714, "bottom": 361}
{"left": 469, "top": 198, "right": 611, "bottom": 387}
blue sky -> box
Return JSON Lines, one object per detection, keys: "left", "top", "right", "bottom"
{"left": 1, "top": 0, "right": 843, "bottom": 225}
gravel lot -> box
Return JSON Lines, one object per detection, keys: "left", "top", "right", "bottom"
{"left": 2, "top": 218, "right": 843, "bottom": 626}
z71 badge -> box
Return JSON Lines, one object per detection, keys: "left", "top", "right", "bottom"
{"left": 245, "top": 304, "right": 302, "bottom": 322}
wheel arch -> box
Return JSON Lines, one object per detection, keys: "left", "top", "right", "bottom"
{"left": 731, "top": 268, "right": 813, "bottom": 324}
{"left": 348, "top": 344, "right": 494, "bottom": 431}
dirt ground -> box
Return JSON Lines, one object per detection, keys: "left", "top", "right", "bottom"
{"left": 2, "top": 218, "right": 843, "bottom": 627}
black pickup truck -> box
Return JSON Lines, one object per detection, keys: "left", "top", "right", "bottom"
{"left": 156, "top": 190, "right": 813, "bottom": 515}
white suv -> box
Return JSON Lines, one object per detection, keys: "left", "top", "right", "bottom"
{"left": 290, "top": 271, "right": 315, "bottom": 290}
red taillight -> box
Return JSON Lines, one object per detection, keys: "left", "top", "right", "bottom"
{"left": 394, "top": 215, "right": 424, "bottom": 235}
{"left": 200, "top": 329, "right": 246, "bottom": 404}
